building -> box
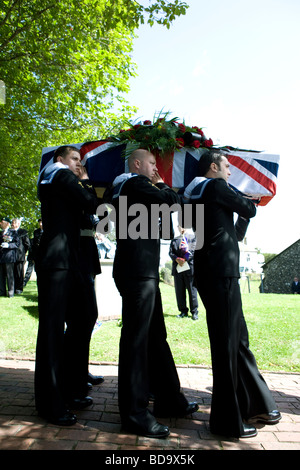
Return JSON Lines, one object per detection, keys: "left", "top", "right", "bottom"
{"left": 238, "top": 239, "right": 265, "bottom": 275}
{"left": 262, "top": 239, "right": 300, "bottom": 294}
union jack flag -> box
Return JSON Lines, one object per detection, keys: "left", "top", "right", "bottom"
{"left": 226, "top": 150, "right": 279, "bottom": 206}
{"left": 40, "top": 141, "right": 279, "bottom": 206}
{"left": 179, "top": 235, "right": 190, "bottom": 260}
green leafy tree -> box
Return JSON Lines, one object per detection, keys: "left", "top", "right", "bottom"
{"left": 0, "top": 0, "right": 188, "bottom": 233}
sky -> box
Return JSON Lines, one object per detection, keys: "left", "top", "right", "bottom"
{"left": 124, "top": 0, "right": 300, "bottom": 254}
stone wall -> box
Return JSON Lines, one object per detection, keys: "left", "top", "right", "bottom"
{"left": 262, "top": 239, "right": 300, "bottom": 294}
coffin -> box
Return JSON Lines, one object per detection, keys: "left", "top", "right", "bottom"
{"left": 40, "top": 140, "right": 279, "bottom": 206}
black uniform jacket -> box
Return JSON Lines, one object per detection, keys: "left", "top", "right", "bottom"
{"left": 191, "top": 178, "right": 256, "bottom": 278}
{"left": 0, "top": 229, "right": 20, "bottom": 264}
{"left": 111, "top": 174, "right": 180, "bottom": 280}
{"left": 36, "top": 169, "right": 99, "bottom": 271}
{"left": 14, "top": 228, "right": 30, "bottom": 262}
{"left": 79, "top": 211, "right": 101, "bottom": 278}
{"left": 169, "top": 233, "right": 196, "bottom": 276}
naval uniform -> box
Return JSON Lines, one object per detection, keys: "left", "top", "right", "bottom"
{"left": 0, "top": 228, "right": 20, "bottom": 297}
{"left": 35, "top": 165, "right": 99, "bottom": 420}
{"left": 13, "top": 227, "right": 30, "bottom": 292}
{"left": 186, "top": 177, "right": 277, "bottom": 437}
{"left": 109, "top": 173, "right": 189, "bottom": 428}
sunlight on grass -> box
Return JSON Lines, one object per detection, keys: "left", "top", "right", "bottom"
{"left": 0, "top": 280, "right": 299, "bottom": 372}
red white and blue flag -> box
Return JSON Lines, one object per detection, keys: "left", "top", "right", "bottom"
{"left": 40, "top": 141, "right": 279, "bottom": 206}
{"left": 226, "top": 150, "right": 279, "bottom": 206}
{"left": 179, "top": 235, "right": 190, "bottom": 260}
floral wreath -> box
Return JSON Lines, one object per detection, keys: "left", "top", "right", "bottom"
{"left": 107, "top": 112, "right": 214, "bottom": 159}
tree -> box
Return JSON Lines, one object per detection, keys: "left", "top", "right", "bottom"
{"left": 263, "top": 253, "right": 277, "bottom": 264}
{"left": 0, "top": 0, "right": 188, "bottom": 233}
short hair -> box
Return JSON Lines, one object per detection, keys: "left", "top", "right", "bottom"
{"left": 198, "top": 150, "right": 225, "bottom": 176}
{"left": 128, "top": 148, "right": 153, "bottom": 171}
{"left": 53, "top": 145, "right": 80, "bottom": 162}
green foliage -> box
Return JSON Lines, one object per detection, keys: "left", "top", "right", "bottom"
{"left": 160, "top": 260, "right": 173, "bottom": 285}
{"left": 107, "top": 111, "right": 213, "bottom": 159}
{"left": 263, "top": 253, "right": 277, "bottom": 264}
{"left": 0, "top": 0, "right": 188, "bottom": 234}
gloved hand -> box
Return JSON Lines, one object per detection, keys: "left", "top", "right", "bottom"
{"left": 1, "top": 242, "right": 9, "bottom": 248}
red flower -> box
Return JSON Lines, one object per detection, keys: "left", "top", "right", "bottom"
{"left": 178, "top": 123, "right": 186, "bottom": 133}
{"left": 176, "top": 138, "right": 185, "bottom": 148}
{"left": 203, "top": 138, "right": 213, "bottom": 148}
{"left": 133, "top": 124, "right": 141, "bottom": 129}
{"left": 143, "top": 120, "right": 152, "bottom": 125}
{"left": 192, "top": 126, "right": 204, "bottom": 136}
{"left": 192, "top": 140, "right": 201, "bottom": 148}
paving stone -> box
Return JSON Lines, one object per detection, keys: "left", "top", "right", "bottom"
{"left": 1, "top": 358, "right": 300, "bottom": 451}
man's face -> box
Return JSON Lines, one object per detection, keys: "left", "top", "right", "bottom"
{"left": 215, "top": 156, "right": 231, "bottom": 182}
{"left": 0, "top": 220, "right": 9, "bottom": 230}
{"left": 59, "top": 150, "right": 82, "bottom": 176}
{"left": 138, "top": 153, "right": 158, "bottom": 180}
{"left": 11, "top": 219, "right": 20, "bottom": 230}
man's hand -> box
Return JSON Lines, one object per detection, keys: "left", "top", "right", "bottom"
{"left": 78, "top": 165, "right": 89, "bottom": 180}
{"left": 152, "top": 171, "right": 164, "bottom": 184}
{"left": 176, "top": 257, "right": 186, "bottom": 266}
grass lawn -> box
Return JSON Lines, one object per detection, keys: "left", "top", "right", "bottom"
{"left": 0, "top": 280, "right": 299, "bottom": 373}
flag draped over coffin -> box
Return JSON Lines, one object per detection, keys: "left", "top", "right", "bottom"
{"left": 39, "top": 141, "right": 279, "bottom": 206}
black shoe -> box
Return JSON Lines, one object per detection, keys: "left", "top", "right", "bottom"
{"left": 39, "top": 411, "right": 77, "bottom": 426}
{"left": 88, "top": 372, "right": 104, "bottom": 385}
{"left": 240, "top": 424, "right": 257, "bottom": 438}
{"left": 154, "top": 401, "right": 199, "bottom": 418}
{"left": 86, "top": 382, "right": 93, "bottom": 391}
{"left": 192, "top": 313, "right": 198, "bottom": 320}
{"left": 67, "top": 396, "right": 93, "bottom": 410}
{"left": 246, "top": 410, "right": 281, "bottom": 425}
{"left": 210, "top": 423, "right": 257, "bottom": 439}
{"left": 177, "top": 312, "right": 188, "bottom": 318}
{"left": 123, "top": 420, "right": 170, "bottom": 439}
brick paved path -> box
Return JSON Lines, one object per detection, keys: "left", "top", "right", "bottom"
{"left": 0, "top": 358, "right": 299, "bottom": 451}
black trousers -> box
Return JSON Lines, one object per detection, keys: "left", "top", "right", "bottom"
{"left": 14, "top": 261, "right": 25, "bottom": 292}
{"left": 174, "top": 271, "right": 198, "bottom": 315}
{"left": 0, "top": 263, "right": 14, "bottom": 297}
{"left": 114, "top": 276, "right": 188, "bottom": 426}
{"left": 35, "top": 268, "right": 96, "bottom": 419}
{"left": 23, "top": 260, "right": 34, "bottom": 286}
{"left": 195, "top": 274, "right": 277, "bottom": 437}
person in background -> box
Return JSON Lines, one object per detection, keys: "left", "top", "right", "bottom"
{"left": 95, "top": 232, "right": 114, "bottom": 259}
{"left": 23, "top": 238, "right": 34, "bottom": 287}
{"left": 32, "top": 219, "right": 43, "bottom": 260}
{"left": 23, "top": 219, "right": 43, "bottom": 287}
{"left": 0, "top": 217, "right": 20, "bottom": 297}
{"left": 11, "top": 218, "right": 30, "bottom": 294}
{"left": 169, "top": 226, "right": 198, "bottom": 320}
{"left": 291, "top": 276, "right": 300, "bottom": 294}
